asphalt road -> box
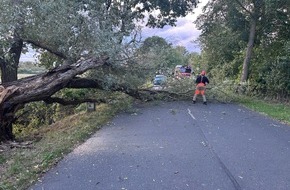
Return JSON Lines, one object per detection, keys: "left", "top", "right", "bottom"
{"left": 29, "top": 101, "right": 290, "bottom": 190}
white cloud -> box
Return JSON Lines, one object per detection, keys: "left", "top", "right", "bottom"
{"left": 20, "top": 50, "right": 39, "bottom": 62}
{"left": 140, "top": 0, "right": 209, "bottom": 52}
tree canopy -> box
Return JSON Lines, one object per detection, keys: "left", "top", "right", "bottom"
{"left": 195, "top": 0, "right": 289, "bottom": 97}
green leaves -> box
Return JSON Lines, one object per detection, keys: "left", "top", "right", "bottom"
{"left": 196, "top": 0, "right": 289, "bottom": 99}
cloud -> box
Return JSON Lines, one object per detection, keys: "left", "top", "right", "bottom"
{"left": 140, "top": 0, "right": 208, "bottom": 53}
{"left": 20, "top": 48, "right": 39, "bottom": 62}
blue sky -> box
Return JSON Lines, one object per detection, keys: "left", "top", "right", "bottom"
{"left": 20, "top": 0, "right": 208, "bottom": 62}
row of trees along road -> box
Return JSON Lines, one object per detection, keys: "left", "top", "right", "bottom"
{"left": 0, "top": 0, "right": 198, "bottom": 141}
{"left": 195, "top": 0, "right": 289, "bottom": 98}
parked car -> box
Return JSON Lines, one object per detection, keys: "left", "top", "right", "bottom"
{"left": 153, "top": 75, "right": 167, "bottom": 90}
{"left": 153, "top": 75, "right": 166, "bottom": 85}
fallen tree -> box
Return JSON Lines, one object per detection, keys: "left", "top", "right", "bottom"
{"left": 0, "top": 0, "right": 199, "bottom": 141}
{"left": 0, "top": 57, "right": 188, "bottom": 141}
{"left": 0, "top": 57, "right": 109, "bottom": 141}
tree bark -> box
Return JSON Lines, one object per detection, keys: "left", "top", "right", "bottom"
{"left": 0, "top": 36, "right": 23, "bottom": 141}
{"left": 239, "top": 0, "right": 263, "bottom": 83}
{"left": 66, "top": 78, "right": 143, "bottom": 99}
{"left": 240, "top": 17, "right": 257, "bottom": 82}
{"left": 0, "top": 114, "right": 15, "bottom": 141}
{"left": 0, "top": 38, "right": 23, "bottom": 83}
{"left": 0, "top": 0, "right": 24, "bottom": 83}
{"left": 0, "top": 56, "right": 108, "bottom": 141}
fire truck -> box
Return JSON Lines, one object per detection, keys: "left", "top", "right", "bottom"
{"left": 174, "top": 65, "right": 192, "bottom": 78}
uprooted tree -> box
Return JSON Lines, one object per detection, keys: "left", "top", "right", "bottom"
{"left": 0, "top": 0, "right": 198, "bottom": 141}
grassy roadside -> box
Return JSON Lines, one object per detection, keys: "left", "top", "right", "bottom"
{"left": 238, "top": 98, "right": 290, "bottom": 125}
{"left": 0, "top": 101, "right": 133, "bottom": 190}
{"left": 209, "top": 86, "right": 290, "bottom": 125}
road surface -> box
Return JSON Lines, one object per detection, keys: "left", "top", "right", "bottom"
{"left": 29, "top": 101, "right": 290, "bottom": 190}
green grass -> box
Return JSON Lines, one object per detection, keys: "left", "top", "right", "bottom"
{"left": 240, "top": 99, "right": 290, "bottom": 125}
{"left": 208, "top": 85, "right": 290, "bottom": 125}
{"left": 18, "top": 74, "right": 35, "bottom": 79}
{"left": 18, "top": 62, "right": 47, "bottom": 75}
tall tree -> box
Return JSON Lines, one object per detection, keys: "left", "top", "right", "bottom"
{"left": 136, "top": 36, "right": 191, "bottom": 77}
{"left": 235, "top": 0, "right": 264, "bottom": 82}
{"left": 196, "top": 0, "right": 289, "bottom": 97}
{"left": 195, "top": 0, "right": 247, "bottom": 76}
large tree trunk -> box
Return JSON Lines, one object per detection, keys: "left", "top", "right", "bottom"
{"left": 0, "top": 37, "right": 23, "bottom": 141}
{"left": 0, "top": 0, "right": 24, "bottom": 83}
{"left": 240, "top": 18, "right": 257, "bottom": 82}
{"left": 0, "top": 60, "right": 18, "bottom": 83}
{"left": 0, "top": 124, "right": 14, "bottom": 141}
{"left": 0, "top": 56, "right": 108, "bottom": 141}
{"left": 0, "top": 84, "right": 20, "bottom": 141}
{"left": 0, "top": 105, "right": 17, "bottom": 141}
{"left": 0, "top": 38, "right": 23, "bottom": 83}
{"left": 239, "top": 0, "right": 263, "bottom": 83}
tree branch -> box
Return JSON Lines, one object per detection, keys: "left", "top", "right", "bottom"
{"left": 0, "top": 56, "right": 109, "bottom": 105}
{"left": 233, "top": 0, "right": 253, "bottom": 16}
{"left": 24, "top": 39, "right": 67, "bottom": 59}
{"left": 67, "top": 78, "right": 143, "bottom": 99}
{"left": 66, "top": 78, "right": 191, "bottom": 101}
{"left": 43, "top": 97, "right": 107, "bottom": 105}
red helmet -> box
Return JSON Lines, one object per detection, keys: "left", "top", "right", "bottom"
{"left": 201, "top": 70, "right": 206, "bottom": 75}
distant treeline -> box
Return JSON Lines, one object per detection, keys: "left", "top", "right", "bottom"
{"left": 18, "top": 61, "right": 47, "bottom": 74}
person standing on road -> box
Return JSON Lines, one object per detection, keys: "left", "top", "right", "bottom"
{"left": 193, "top": 70, "right": 209, "bottom": 105}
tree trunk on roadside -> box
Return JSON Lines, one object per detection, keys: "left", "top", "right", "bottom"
{"left": 0, "top": 0, "right": 24, "bottom": 83}
{"left": 240, "top": 18, "right": 257, "bottom": 83}
{"left": 239, "top": 0, "right": 263, "bottom": 83}
{"left": 0, "top": 105, "right": 17, "bottom": 141}
{"left": 0, "top": 57, "right": 108, "bottom": 142}
{"left": 0, "top": 124, "right": 14, "bottom": 141}
{"left": 0, "top": 38, "right": 23, "bottom": 83}
{"left": 0, "top": 37, "right": 23, "bottom": 141}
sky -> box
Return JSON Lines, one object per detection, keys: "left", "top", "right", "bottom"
{"left": 20, "top": 0, "right": 208, "bottom": 62}
{"left": 140, "top": 0, "right": 209, "bottom": 53}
